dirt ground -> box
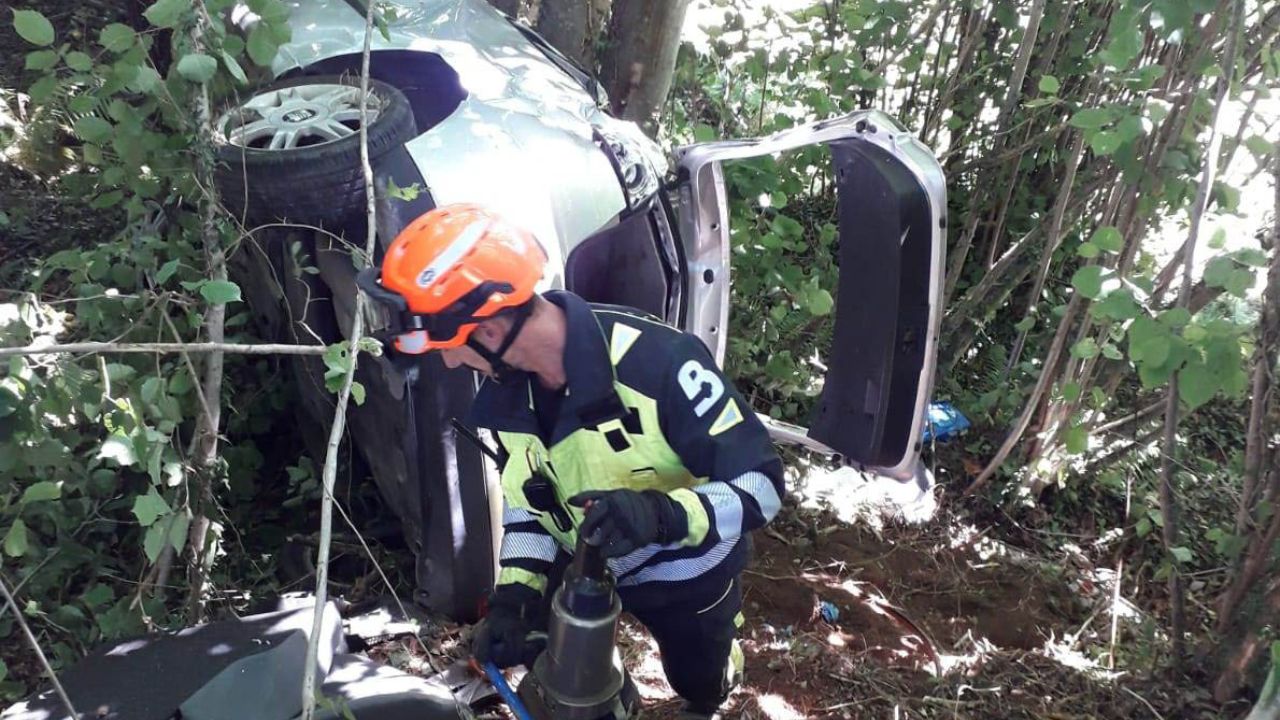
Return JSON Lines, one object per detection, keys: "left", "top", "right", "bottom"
{"left": 370, "top": 500, "right": 1225, "bottom": 720}
{"left": 613, "top": 502, "right": 1218, "bottom": 720}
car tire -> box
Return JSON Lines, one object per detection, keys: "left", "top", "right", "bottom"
{"left": 213, "top": 75, "right": 417, "bottom": 226}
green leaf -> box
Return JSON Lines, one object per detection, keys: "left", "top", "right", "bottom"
{"left": 804, "top": 287, "right": 835, "bottom": 316}
{"left": 0, "top": 658, "right": 7, "bottom": 683}
{"left": 73, "top": 116, "right": 113, "bottom": 144}
{"left": 217, "top": 51, "right": 249, "bottom": 85}
{"left": 12, "top": 9, "right": 55, "bottom": 47}
{"left": 1071, "top": 265, "right": 1104, "bottom": 299}
{"left": 143, "top": 0, "right": 187, "bottom": 29}
{"left": 3, "top": 520, "right": 29, "bottom": 558}
{"left": 98, "top": 435, "right": 138, "bottom": 466}
{"left": 1214, "top": 182, "right": 1241, "bottom": 213}
{"left": 1226, "top": 269, "right": 1255, "bottom": 298}
{"left": 350, "top": 381, "right": 366, "bottom": 407}
{"left": 1071, "top": 337, "right": 1100, "bottom": 359}
{"left": 1062, "top": 382, "right": 1082, "bottom": 403}
{"left": 128, "top": 65, "right": 162, "bottom": 94}
{"left": 83, "top": 584, "right": 114, "bottom": 608}
{"left": 1102, "top": 343, "right": 1124, "bottom": 360}
{"left": 385, "top": 177, "right": 422, "bottom": 202}
{"left": 1244, "top": 135, "right": 1276, "bottom": 158}
{"left": 1069, "top": 107, "right": 1115, "bottom": 130}
{"left": 1091, "top": 226, "right": 1123, "bottom": 253}
{"left": 21, "top": 481, "right": 60, "bottom": 504}
{"left": 1158, "top": 308, "right": 1192, "bottom": 328}
{"left": 1101, "top": 17, "right": 1141, "bottom": 68}
{"left": 693, "top": 124, "right": 716, "bottom": 142}
{"left": 132, "top": 490, "right": 171, "bottom": 527}
{"left": 169, "top": 512, "right": 190, "bottom": 554}
{"left": 100, "top": 23, "right": 136, "bottom": 53}
{"left": 176, "top": 53, "right": 217, "bottom": 83}
{"left": 1014, "top": 316, "right": 1035, "bottom": 332}
{"left": 24, "top": 49, "right": 58, "bottom": 70}
{"left": 1180, "top": 360, "right": 1217, "bottom": 410}
{"left": 1090, "top": 131, "right": 1122, "bottom": 156}
{"left": 143, "top": 522, "right": 167, "bottom": 563}
{"left": 64, "top": 50, "right": 92, "bottom": 72}
{"left": 1064, "top": 425, "right": 1088, "bottom": 454}
{"left": 1136, "top": 517, "right": 1153, "bottom": 537}
{"left": 1137, "top": 336, "right": 1171, "bottom": 367}
{"left": 155, "top": 259, "right": 180, "bottom": 284}
{"left": 246, "top": 24, "right": 280, "bottom": 66}
{"left": 1203, "top": 256, "right": 1235, "bottom": 289}
{"left": 1236, "top": 248, "right": 1269, "bottom": 267}
{"left": 1038, "top": 75, "right": 1060, "bottom": 94}
{"left": 1208, "top": 227, "right": 1227, "bottom": 249}
{"left": 1092, "top": 288, "right": 1141, "bottom": 321}
{"left": 1077, "top": 242, "right": 1100, "bottom": 258}
{"left": 29, "top": 74, "right": 57, "bottom": 103}
{"left": 1170, "top": 546, "right": 1193, "bottom": 564}
{"left": 200, "top": 280, "right": 242, "bottom": 305}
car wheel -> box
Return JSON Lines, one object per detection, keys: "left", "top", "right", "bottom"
{"left": 213, "top": 75, "right": 417, "bottom": 226}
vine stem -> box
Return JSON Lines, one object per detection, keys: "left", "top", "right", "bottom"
{"left": 0, "top": 573, "right": 80, "bottom": 719}
{"left": 299, "top": 0, "right": 381, "bottom": 716}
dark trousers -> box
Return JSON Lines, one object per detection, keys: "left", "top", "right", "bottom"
{"left": 627, "top": 574, "right": 742, "bottom": 712}
{"left": 540, "top": 554, "right": 743, "bottom": 713}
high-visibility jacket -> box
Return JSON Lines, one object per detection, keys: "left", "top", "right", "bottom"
{"left": 467, "top": 290, "right": 785, "bottom": 607}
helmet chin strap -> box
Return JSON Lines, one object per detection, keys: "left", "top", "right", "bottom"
{"left": 466, "top": 301, "right": 533, "bottom": 384}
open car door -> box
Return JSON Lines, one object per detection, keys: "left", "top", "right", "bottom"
{"left": 672, "top": 110, "right": 946, "bottom": 480}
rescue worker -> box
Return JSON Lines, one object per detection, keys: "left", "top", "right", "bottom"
{"left": 358, "top": 204, "right": 785, "bottom": 718}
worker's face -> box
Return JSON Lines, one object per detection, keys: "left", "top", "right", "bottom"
{"left": 439, "top": 343, "right": 493, "bottom": 374}
{"left": 438, "top": 318, "right": 506, "bottom": 375}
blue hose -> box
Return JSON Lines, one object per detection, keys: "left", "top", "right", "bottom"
{"left": 482, "top": 661, "right": 535, "bottom": 720}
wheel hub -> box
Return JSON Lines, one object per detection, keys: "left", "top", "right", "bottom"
{"left": 216, "top": 83, "right": 385, "bottom": 151}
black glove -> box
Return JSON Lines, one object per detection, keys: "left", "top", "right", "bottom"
{"left": 568, "top": 489, "right": 688, "bottom": 558}
{"left": 472, "top": 583, "right": 543, "bottom": 669}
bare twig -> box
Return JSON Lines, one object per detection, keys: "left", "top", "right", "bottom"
{"left": 0, "top": 341, "right": 331, "bottom": 357}
{"left": 1123, "top": 686, "right": 1167, "bottom": 720}
{"left": 0, "top": 573, "right": 79, "bottom": 719}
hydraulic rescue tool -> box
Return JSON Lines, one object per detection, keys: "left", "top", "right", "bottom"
{"left": 515, "top": 536, "right": 638, "bottom": 719}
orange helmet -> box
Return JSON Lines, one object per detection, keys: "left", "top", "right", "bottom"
{"left": 357, "top": 204, "right": 547, "bottom": 355}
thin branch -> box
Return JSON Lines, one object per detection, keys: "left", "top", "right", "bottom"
{"left": 1005, "top": 131, "right": 1087, "bottom": 374}
{"left": 301, "top": 1, "right": 380, "bottom": 717}
{"left": 963, "top": 295, "right": 1084, "bottom": 496}
{"left": 0, "top": 573, "right": 79, "bottom": 720}
{"left": 1092, "top": 397, "right": 1167, "bottom": 435}
{"left": 1159, "top": 0, "right": 1247, "bottom": 668}
{"left": 0, "top": 341, "right": 330, "bottom": 357}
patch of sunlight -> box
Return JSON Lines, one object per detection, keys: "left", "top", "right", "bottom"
{"left": 936, "top": 633, "right": 999, "bottom": 675}
{"left": 756, "top": 692, "right": 807, "bottom": 720}
{"left": 1041, "top": 635, "right": 1125, "bottom": 681}
{"left": 795, "top": 464, "right": 937, "bottom": 529}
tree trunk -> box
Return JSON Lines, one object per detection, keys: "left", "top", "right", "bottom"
{"left": 535, "top": 0, "right": 594, "bottom": 67}
{"left": 487, "top": 0, "right": 524, "bottom": 19}
{"left": 599, "top": 0, "right": 691, "bottom": 134}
